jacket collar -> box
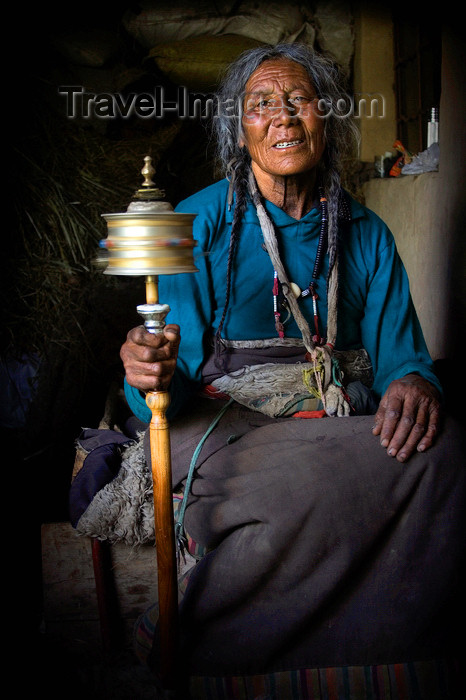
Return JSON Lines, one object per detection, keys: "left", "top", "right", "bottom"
{"left": 224, "top": 181, "right": 366, "bottom": 226}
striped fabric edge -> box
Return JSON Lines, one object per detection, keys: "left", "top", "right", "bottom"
{"left": 133, "top": 602, "right": 158, "bottom": 664}
{"left": 133, "top": 513, "right": 202, "bottom": 666}
{"left": 133, "top": 564, "right": 195, "bottom": 664}
{"left": 173, "top": 491, "right": 207, "bottom": 559}
{"left": 133, "top": 603, "right": 460, "bottom": 697}
{"left": 188, "top": 658, "right": 460, "bottom": 700}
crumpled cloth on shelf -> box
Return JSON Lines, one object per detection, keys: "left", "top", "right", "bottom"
{"left": 402, "top": 142, "right": 440, "bottom": 174}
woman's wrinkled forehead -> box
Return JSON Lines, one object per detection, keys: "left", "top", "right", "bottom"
{"left": 244, "top": 58, "right": 316, "bottom": 97}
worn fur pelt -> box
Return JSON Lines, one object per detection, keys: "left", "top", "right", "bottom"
{"left": 76, "top": 432, "right": 156, "bottom": 546}
{"left": 211, "top": 349, "right": 374, "bottom": 418}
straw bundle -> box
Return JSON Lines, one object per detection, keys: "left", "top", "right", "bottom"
{"left": 7, "top": 107, "right": 182, "bottom": 363}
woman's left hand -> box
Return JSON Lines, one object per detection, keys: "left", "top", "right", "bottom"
{"left": 372, "top": 373, "right": 442, "bottom": 462}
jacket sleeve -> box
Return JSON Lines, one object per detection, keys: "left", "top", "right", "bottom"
{"left": 359, "top": 224, "right": 442, "bottom": 399}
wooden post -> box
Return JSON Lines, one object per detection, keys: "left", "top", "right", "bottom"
{"left": 146, "top": 389, "right": 178, "bottom": 686}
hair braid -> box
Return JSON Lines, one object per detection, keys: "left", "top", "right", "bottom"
{"left": 214, "top": 156, "right": 251, "bottom": 369}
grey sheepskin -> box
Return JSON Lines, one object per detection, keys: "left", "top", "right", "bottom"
{"left": 76, "top": 433, "right": 156, "bottom": 546}
{"left": 211, "top": 349, "right": 374, "bottom": 418}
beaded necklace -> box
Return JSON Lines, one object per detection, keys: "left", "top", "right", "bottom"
{"left": 273, "top": 188, "right": 328, "bottom": 344}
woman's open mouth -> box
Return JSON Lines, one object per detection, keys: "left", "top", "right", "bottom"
{"left": 273, "top": 139, "right": 304, "bottom": 149}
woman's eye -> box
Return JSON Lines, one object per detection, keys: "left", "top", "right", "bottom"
{"left": 290, "top": 96, "right": 309, "bottom": 105}
{"left": 256, "top": 99, "right": 275, "bottom": 110}
{"left": 244, "top": 97, "right": 271, "bottom": 112}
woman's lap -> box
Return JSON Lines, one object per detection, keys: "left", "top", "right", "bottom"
{"left": 174, "top": 408, "right": 465, "bottom": 675}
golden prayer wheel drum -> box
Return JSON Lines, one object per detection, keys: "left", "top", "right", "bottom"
{"left": 100, "top": 209, "right": 198, "bottom": 276}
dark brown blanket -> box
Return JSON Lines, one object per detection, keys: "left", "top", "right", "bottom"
{"left": 163, "top": 399, "right": 466, "bottom": 676}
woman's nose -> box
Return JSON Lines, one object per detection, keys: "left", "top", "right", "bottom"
{"left": 271, "top": 100, "right": 298, "bottom": 126}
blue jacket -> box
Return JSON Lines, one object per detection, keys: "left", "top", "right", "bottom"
{"left": 125, "top": 179, "right": 440, "bottom": 421}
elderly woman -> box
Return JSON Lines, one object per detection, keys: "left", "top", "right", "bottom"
{"left": 120, "top": 44, "right": 463, "bottom": 686}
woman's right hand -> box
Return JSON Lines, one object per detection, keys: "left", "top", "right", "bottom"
{"left": 120, "top": 324, "right": 181, "bottom": 393}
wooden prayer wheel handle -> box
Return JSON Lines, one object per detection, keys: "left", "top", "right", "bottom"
{"left": 146, "top": 389, "right": 178, "bottom": 684}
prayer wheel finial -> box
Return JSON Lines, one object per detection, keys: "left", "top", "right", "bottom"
{"left": 131, "top": 155, "right": 166, "bottom": 204}
{"left": 141, "top": 155, "right": 156, "bottom": 188}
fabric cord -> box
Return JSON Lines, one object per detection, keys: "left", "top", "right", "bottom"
{"left": 175, "top": 398, "right": 234, "bottom": 564}
{"left": 246, "top": 171, "right": 354, "bottom": 413}
{"left": 248, "top": 171, "right": 316, "bottom": 355}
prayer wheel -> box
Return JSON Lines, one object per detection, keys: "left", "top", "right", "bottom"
{"left": 99, "top": 156, "right": 197, "bottom": 688}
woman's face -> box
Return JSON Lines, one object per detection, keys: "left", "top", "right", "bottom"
{"left": 240, "top": 59, "right": 326, "bottom": 181}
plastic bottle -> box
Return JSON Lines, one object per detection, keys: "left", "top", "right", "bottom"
{"left": 427, "top": 107, "right": 439, "bottom": 148}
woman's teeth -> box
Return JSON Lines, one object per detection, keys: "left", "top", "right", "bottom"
{"left": 274, "top": 140, "right": 302, "bottom": 148}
